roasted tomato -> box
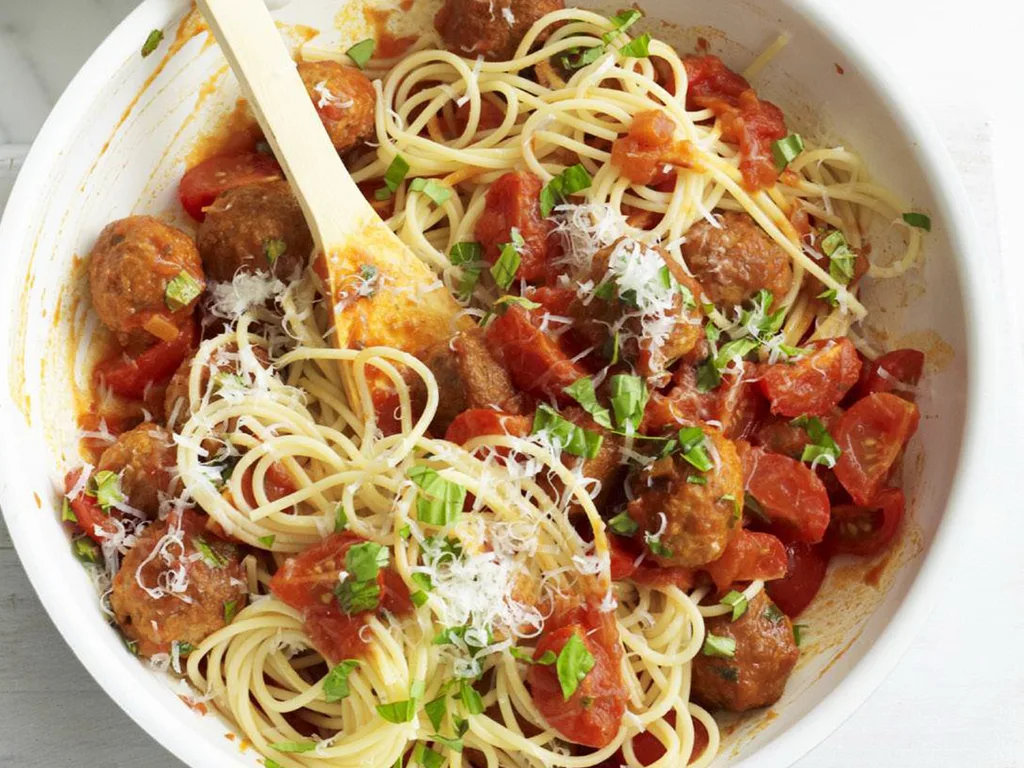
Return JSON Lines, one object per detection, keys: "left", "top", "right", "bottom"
{"left": 178, "top": 152, "right": 283, "bottom": 222}
{"left": 63, "top": 468, "right": 121, "bottom": 545}
{"left": 758, "top": 338, "right": 861, "bottom": 418}
{"left": 833, "top": 393, "right": 919, "bottom": 506}
{"left": 95, "top": 318, "right": 199, "bottom": 400}
{"left": 742, "top": 446, "right": 831, "bottom": 543}
{"left": 703, "top": 528, "right": 787, "bottom": 594}
{"left": 764, "top": 542, "right": 830, "bottom": 616}
{"left": 475, "top": 171, "right": 553, "bottom": 283}
{"left": 528, "top": 604, "right": 627, "bottom": 748}
{"left": 825, "top": 487, "right": 905, "bottom": 557}
{"left": 851, "top": 349, "right": 925, "bottom": 402}
{"left": 444, "top": 409, "right": 533, "bottom": 445}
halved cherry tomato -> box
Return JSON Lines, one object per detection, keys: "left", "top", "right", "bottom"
{"left": 95, "top": 319, "right": 198, "bottom": 400}
{"left": 269, "top": 532, "right": 410, "bottom": 663}
{"left": 743, "top": 447, "right": 831, "bottom": 543}
{"left": 178, "top": 152, "right": 282, "bottom": 222}
{"left": 756, "top": 410, "right": 840, "bottom": 459}
{"left": 528, "top": 604, "right": 627, "bottom": 748}
{"left": 642, "top": 366, "right": 766, "bottom": 439}
{"left": 63, "top": 469, "right": 120, "bottom": 545}
{"left": 825, "top": 487, "right": 905, "bottom": 557}
{"left": 608, "top": 534, "right": 695, "bottom": 590}
{"left": 833, "top": 393, "right": 919, "bottom": 507}
{"left": 758, "top": 338, "right": 861, "bottom": 418}
{"left": 475, "top": 171, "right": 553, "bottom": 283}
{"left": 444, "top": 409, "right": 533, "bottom": 445}
{"left": 764, "top": 543, "right": 830, "bottom": 617}
{"left": 851, "top": 349, "right": 925, "bottom": 402}
{"left": 703, "top": 528, "right": 788, "bottom": 593}
{"left": 486, "top": 306, "right": 588, "bottom": 406}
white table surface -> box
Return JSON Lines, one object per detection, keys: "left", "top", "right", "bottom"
{"left": 1, "top": 1, "right": 1022, "bottom": 766}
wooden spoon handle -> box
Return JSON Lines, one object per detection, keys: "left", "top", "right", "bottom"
{"left": 195, "top": 0, "right": 371, "bottom": 250}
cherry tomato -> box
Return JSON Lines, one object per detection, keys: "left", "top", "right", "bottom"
{"left": 825, "top": 487, "right": 905, "bottom": 557}
{"left": 642, "top": 366, "right": 766, "bottom": 439}
{"left": 755, "top": 410, "right": 840, "bottom": 460}
{"left": 475, "top": 171, "right": 552, "bottom": 283}
{"left": 486, "top": 306, "right": 588, "bottom": 406}
{"left": 833, "top": 393, "right": 919, "bottom": 507}
{"left": 758, "top": 338, "right": 861, "bottom": 418}
{"left": 238, "top": 461, "right": 298, "bottom": 509}
{"left": 528, "top": 605, "right": 626, "bottom": 748}
{"left": 63, "top": 469, "right": 120, "bottom": 545}
{"left": 444, "top": 409, "right": 532, "bottom": 445}
{"left": 851, "top": 349, "right": 925, "bottom": 402}
{"left": 95, "top": 319, "right": 198, "bottom": 400}
{"left": 703, "top": 528, "right": 788, "bottom": 593}
{"left": 608, "top": 534, "right": 696, "bottom": 590}
{"left": 743, "top": 447, "right": 831, "bottom": 543}
{"left": 764, "top": 543, "right": 830, "bottom": 616}
{"left": 178, "top": 152, "right": 282, "bottom": 222}
{"left": 608, "top": 534, "right": 642, "bottom": 580}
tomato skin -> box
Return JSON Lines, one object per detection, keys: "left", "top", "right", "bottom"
{"left": 759, "top": 338, "right": 862, "bottom": 418}
{"left": 239, "top": 461, "right": 298, "bottom": 509}
{"left": 96, "top": 319, "right": 198, "bottom": 400}
{"left": 642, "top": 366, "right": 766, "bottom": 440}
{"left": 269, "top": 533, "right": 410, "bottom": 663}
{"left": 608, "top": 534, "right": 696, "bottom": 589}
{"left": 703, "top": 528, "right": 788, "bottom": 593}
{"left": 178, "top": 152, "right": 282, "bottom": 222}
{"left": 486, "top": 306, "right": 588, "bottom": 406}
{"left": 825, "top": 487, "right": 905, "bottom": 558}
{"left": 610, "top": 110, "right": 683, "bottom": 185}
{"left": 528, "top": 605, "right": 627, "bottom": 748}
{"left": 475, "top": 171, "right": 553, "bottom": 283}
{"left": 833, "top": 393, "right": 919, "bottom": 507}
{"left": 63, "top": 469, "right": 120, "bottom": 545}
{"left": 444, "top": 409, "right": 532, "bottom": 445}
{"left": 742, "top": 446, "right": 831, "bottom": 544}
{"left": 764, "top": 543, "right": 830, "bottom": 617}
{"left": 851, "top": 349, "right": 925, "bottom": 402}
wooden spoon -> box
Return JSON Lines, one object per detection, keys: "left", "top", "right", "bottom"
{"left": 196, "top": 0, "right": 461, "bottom": 374}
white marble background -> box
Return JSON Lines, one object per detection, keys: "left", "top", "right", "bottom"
{"left": 1, "top": 1, "right": 1022, "bottom": 767}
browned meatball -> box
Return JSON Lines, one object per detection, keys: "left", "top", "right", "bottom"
{"left": 110, "top": 512, "right": 247, "bottom": 658}
{"left": 568, "top": 239, "right": 706, "bottom": 379}
{"left": 692, "top": 592, "right": 799, "bottom": 712}
{"left": 96, "top": 424, "right": 177, "bottom": 517}
{"left": 627, "top": 430, "right": 742, "bottom": 568}
{"left": 435, "top": 0, "right": 564, "bottom": 61}
{"left": 425, "top": 327, "right": 524, "bottom": 435}
{"left": 296, "top": 60, "right": 376, "bottom": 152}
{"left": 559, "top": 407, "right": 624, "bottom": 514}
{"left": 88, "top": 216, "right": 204, "bottom": 347}
{"left": 197, "top": 180, "right": 312, "bottom": 283}
{"left": 682, "top": 212, "right": 792, "bottom": 309}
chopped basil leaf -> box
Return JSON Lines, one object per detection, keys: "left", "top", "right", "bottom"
{"left": 687, "top": 474, "right": 707, "bottom": 486}
{"left": 410, "top": 680, "right": 426, "bottom": 700}
{"left": 449, "top": 241, "right": 483, "bottom": 301}
{"left": 334, "top": 577, "right": 380, "bottom": 615}
{"left": 335, "top": 503, "right": 348, "bottom": 532}
{"left": 678, "top": 426, "right": 713, "bottom": 472}
{"left": 92, "top": 470, "right": 123, "bottom": 511}
{"left": 720, "top": 590, "right": 748, "bottom": 621}
{"left": 265, "top": 760, "right": 284, "bottom": 768}
{"left": 532, "top": 404, "right": 604, "bottom": 459}
{"left": 556, "top": 632, "right": 596, "bottom": 700}
{"left": 493, "top": 295, "right": 542, "bottom": 312}
{"left": 409, "top": 465, "right": 467, "bottom": 526}
{"left": 821, "top": 230, "right": 857, "bottom": 285}
{"left": 431, "top": 734, "right": 464, "bottom": 753}
{"left": 702, "top": 633, "right": 737, "bottom": 658}
{"left": 602, "top": 9, "right": 642, "bottom": 42}
{"left": 61, "top": 497, "right": 76, "bottom": 523}
{"left": 346, "top": 541, "right": 389, "bottom": 581}
{"left": 269, "top": 741, "right": 316, "bottom": 753}
{"left": 563, "top": 377, "right": 613, "bottom": 428}
{"left": 124, "top": 637, "right": 140, "bottom": 656}
{"left": 619, "top": 33, "right": 652, "bottom": 58}
{"left": 763, "top": 602, "right": 786, "bottom": 624}
{"left": 902, "top": 212, "right": 932, "bottom": 232}
{"left": 376, "top": 698, "right": 417, "bottom": 723}
{"left": 264, "top": 238, "right": 287, "bottom": 265}
{"left": 399, "top": 525, "right": 412, "bottom": 539}
{"left": 791, "top": 415, "right": 842, "bottom": 467}
{"left": 560, "top": 45, "right": 606, "bottom": 71}
{"left": 456, "top": 680, "right": 484, "bottom": 714}
{"left": 72, "top": 536, "right": 100, "bottom": 564}
{"left": 258, "top": 534, "right": 276, "bottom": 548}
{"left": 607, "top": 511, "right": 639, "bottom": 536}
{"left": 509, "top": 647, "right": 557, "bottom": 665}
{"left": 193, "top": 537, "right": 228, "bottom": 568}
{"left": 164, "top": 271, "right": 202, "bottom": 311}
{"left": 141, "top": 29, "right": 164, "bottom": 58}
{"left": 817, "top": 288, "right": 840, "bottom": 307}
{"left": 593, "top": 281, "right": 616, "bottom": 301}
{"left": 490, "top": 241, "right": 521, "bottom": 290}
{"left": 793, "top": 623, "right": 807, "bottom": 646}
{"left": 539, "top": 164, "right": 593, "bottom": 216}
{"left": 323, "top": 659, "right": 360, "bottom": 702}
{"left": 380, "top": 155, "right": 410, "bottom": 197}
{"left": 771, "top": 133, "right": 805, "bottom": 170}
{"left": 411, "top": 572, "right": 434, "bottom": 594}
{"left": 608, "top": 374, "right": 648, "bottom": 433}
{"left": 413, "top": 744, "right": 445, "bottom": 768}
{"left": 424, "top": 695, "right": 447, "bottom": 731}
{"left": 453, "top": 715, "right": 469, "bottom": 736}
{"left": 410, "top": 590, "right": 428, "bottom": 607}
{"left": 410, "top": 177, "right": 452, "bottom": 205}
{"left": 223, "top": 599, "right": 238, "bottom": 624}
{"left": 346, "top": 38, "right": 376, "bottom": 69}
{"left": 645, "top": 534, "right": 672, "bottom": 558}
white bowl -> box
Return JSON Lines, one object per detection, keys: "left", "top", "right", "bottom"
{"left": 0, "top": 0, "right": 996, "bottom": 766}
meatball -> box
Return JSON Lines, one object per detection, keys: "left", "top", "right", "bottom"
{"left": 627, "top": 430, "right": 743, "bottom": 568}
{"left": 97, "top": 424, "right": 177, "bottom": 517}
{"left": 557, "top": 407, "right": 625, "bottom": 515}
{"left": 296, "top": 60, "right": 376, "bottom": 152}
{"left": 110, "top": 512, "right": 247, "bottom": 658}
{"left": 197, "top": 180, "right": 312, "bottom": 282}
{"left": 691, "top": 592, "right": 799, "bottom": 712}
{"left": 88, "top": 216, "right": 204, "bottom": 347}
{"left": 435, "top": 0, "right": 564, "bottom": 61}
{"left": 425, "top": 327, "right": 524, "bottom": 435}
{"left": 568, "top": 238, "right": 706, "bottom": 378}
{"left": 681, "top": 211, "right": 792, "bottom": 309}
{"left": 164, "top": 344, "right": 272, "bottom": 431}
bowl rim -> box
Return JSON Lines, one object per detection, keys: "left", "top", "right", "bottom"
{"left": 0, "top": 0, "right": 997, "bottom": 766}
